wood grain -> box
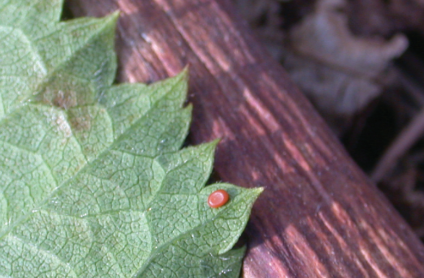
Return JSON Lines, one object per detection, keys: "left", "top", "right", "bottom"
{"left": 67, "top": 0, "right": 424, "bottom": 276}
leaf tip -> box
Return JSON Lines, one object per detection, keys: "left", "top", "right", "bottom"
{"left": 110, "top": 10, "right": 121, "bottom": 22}
{"left": 102, "top": 10, "right": 120, "bottom": 29}
{"left": 209, "top": 138, "right": 221, "bottom": 148}
{"left": 182, "top": 64, "right": 190, "bottom": 75}
{"left": 176, "top": 66, "right": 190, "bottom": 83}
{"left": 184, "top": 102, "right": 194, "bottom": 114}
{"left": 253, "top": 186, "right": 264, "bottom": 195}
{"left": 251, "top": 187, "right": 264, "bottom": 201}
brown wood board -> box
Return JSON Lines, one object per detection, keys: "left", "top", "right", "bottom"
{"left": 67, "top": 0, "right": 424, "bottom": 277}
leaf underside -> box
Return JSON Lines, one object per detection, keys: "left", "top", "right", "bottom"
{"left": 0, "top": 0, "right": 262, "bottom": 277}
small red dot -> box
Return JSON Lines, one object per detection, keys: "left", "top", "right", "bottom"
{"left": 208, "top": 189, "right": 230, "bottom": 208}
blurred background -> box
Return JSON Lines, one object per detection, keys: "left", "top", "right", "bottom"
{"left": 234, "top": 0, "right": 424, "bottom": 241}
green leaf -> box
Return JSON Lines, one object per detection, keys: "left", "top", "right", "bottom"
{"left": 0, "top": 0, "right": 262, "bottom": 277}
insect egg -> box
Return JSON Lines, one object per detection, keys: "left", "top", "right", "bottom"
{"left": 208, "top": 189, "right": 230, "bottom": 208}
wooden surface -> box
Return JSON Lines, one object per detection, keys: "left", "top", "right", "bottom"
{"left": 67, "top": 0, "right": 424, "bottom": 277}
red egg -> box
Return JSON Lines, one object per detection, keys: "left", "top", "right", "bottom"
{"left": 208, "top": 189, "right": 230, "bottom": 208}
